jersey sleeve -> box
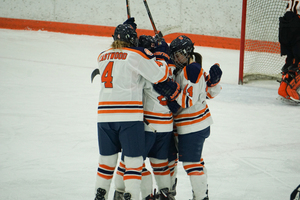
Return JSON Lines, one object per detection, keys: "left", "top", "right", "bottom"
{"left": 204, "top": 70, "right": 222, "bottom": 99}
{"left": 136, "top": 48, "right": 169, "bottom": 84}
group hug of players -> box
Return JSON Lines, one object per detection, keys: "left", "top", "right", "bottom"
{"left": 92, "top": 16, "right": 222, "bottom": 200}
{"left": 92, "top": 0, "right": 300, "bottom": 199}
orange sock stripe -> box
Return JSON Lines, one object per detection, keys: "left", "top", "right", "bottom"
{"left": 123, "top": 175, "right": 142, "bottom": 180}
{"left": 125, "top": 166, "right": 143, "bottom": 171}
{"left": 187, "top": 171, "right": 205, "bottom": 176}
{"left": 168, "top": 162, "right": 177, "bottom": 169}
{"left": 97, "top": 172, "right": 113, "bottom": 180}
{"left": 119, "top": 162, "right": 125, "bottom": 168}
{"left": 98, "top": 164, "right": 116, "bottom": 171}
{"left": 183, "top": 163, "right": 204, "bottom": 170}
{"left": 170, "top": 171, "right": 175, "bottom": 176}
{"left": 150, "top": 161, "right": 169, "bottom": 168}
{"left": 116, "top": 171, "right": 124, "bottom": 176}
{"left": 142, "top": 171, "right": 152, "bottom": 176}
{"left": 153, "top": 170, "right": 170, "bottom": 176}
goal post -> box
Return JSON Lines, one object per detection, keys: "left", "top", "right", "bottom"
{"left": 238, "top": 0, "right": 287, "bottom": 84}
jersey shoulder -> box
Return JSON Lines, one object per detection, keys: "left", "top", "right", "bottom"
{"left": 184, "top": 62, "right": 203, "bottom": 83}
{"left": 126, "top": 47, "right": 155, "bottom": 59}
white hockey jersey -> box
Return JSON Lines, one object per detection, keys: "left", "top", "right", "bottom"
{"left": 143, "top": 62, "right": 176, "bottom": 132}
{"left": 96, "top": 47, "right": 169, "bottom": 123}
{"left": 173, "top": 62, "right": 221, "bottom": 135}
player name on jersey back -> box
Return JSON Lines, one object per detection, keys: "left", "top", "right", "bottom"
{"left": 98, "top": 52, "right": 128, "bottom": 62}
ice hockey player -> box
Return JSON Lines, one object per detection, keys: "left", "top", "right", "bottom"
{"left": 93, "top": 17, "right": 169, "bottom": 200}
{"left": 113, "top": 35, "right": 178, "bottom": 200}
{"left": 142, "top": 37, "right": 178, "bottom": 200}
{"left": 278, "top": 0, "right": 300, "bottom": 102}
{"left": 154, "top": 35, "right": 222, "bottom": 200}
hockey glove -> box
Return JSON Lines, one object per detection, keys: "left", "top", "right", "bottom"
{"left": 153, "top": 79, "right": 181, "bottom": 101}
{"left": 154, "top": 39, "right": 169, "bottom": 54}
{"left": 153, "top": 40, "right": 170, "bottom": 62}
{"left": 123, "top": 17, "right": 137, "bottom": 30}
{"left": 207, "top": 63, "right": 222, "bottom": 87}
{"left": 167, "top": 100, "right": 181, "bottom": 114}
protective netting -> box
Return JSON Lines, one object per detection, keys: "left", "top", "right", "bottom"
{"left": 243, "top": 0, "right": 287, "bottom": 83}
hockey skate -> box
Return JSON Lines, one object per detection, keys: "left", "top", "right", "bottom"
{"left": 123, "top": 192, "right": 132, "bottom": 200}
{"left": 113, "top": 190, "right": 124, "bottom": 200}
{"left": 94, "top": 188, "right": 106, "bottom": 200}
{"left": 144, "top": 194, "right": 157, "bottom": 200}
{"left": 189, "top": 190, "right": 209, "bottom": 200}
{"left": 159, "top": 188, "right": 175, "bottom": 200}
{"left": 277, "top": 96, "right": 300, "bottom": 105}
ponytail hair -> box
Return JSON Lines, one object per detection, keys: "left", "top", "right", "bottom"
{"left": 193, "top": 52, "right": 202, "bottom": 66}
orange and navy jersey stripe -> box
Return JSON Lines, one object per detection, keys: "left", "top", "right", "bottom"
{"left": 143, "top": 111, "right": 173, "bottom": 125}
{"left": 174, "top": 104, "right": 211, "bottom": 127}
{"left": 98, "top": 101, "right": 143, "bottom": 114}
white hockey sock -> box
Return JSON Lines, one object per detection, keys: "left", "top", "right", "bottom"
{"left": 115, "top": 160, "right": 125, "bottom": 192}
{"left": 150, "top": 157, "right": 171, "bottom": 190}
{"left": 183, "top": 161, "right": 207, "bottom": 200}
{"left": 124, "top": 156, "right": 143, "bottom": 200}
{"left": 141, "top": 164, "right": 153, "bottom": 199}
{"left": 168, "top": 158, "right": 178, "bottom": 191}
{"left": 95, "top": 154, "right": 118, "bottom": 199}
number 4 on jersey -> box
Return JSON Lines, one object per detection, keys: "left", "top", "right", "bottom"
{"left": 90, "top": 62, "right": 114, "bottom": 88}
{"left": 102, "top": 61, "right": 114, "bottom": 88}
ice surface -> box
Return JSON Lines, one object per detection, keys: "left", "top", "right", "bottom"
{"left": 0, "top": 29, "right": 299, "bottom": 200}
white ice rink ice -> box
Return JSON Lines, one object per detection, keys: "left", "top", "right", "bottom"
{"left": 0, "top": 29, "right": 299, "bottom": 200}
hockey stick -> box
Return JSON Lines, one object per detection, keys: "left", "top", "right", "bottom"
{"left": 91, "top": 68, "right": 100, "bottom": 83}
{"left": 126, "top": 0, "right": 131, "bottom": 18}
{"left": 143, "top": 118, "right": 157, "bottom": 133}
{"left": 143, "top": 0, "right": 163, "bottom": 41}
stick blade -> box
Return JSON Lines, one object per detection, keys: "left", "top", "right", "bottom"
{"left": 91, "top": 69, "right": 100, "bottom": 83}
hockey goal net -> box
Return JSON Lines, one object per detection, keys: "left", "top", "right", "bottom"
{"left": 239, "top": 0, "right": 288, "bottom": 84}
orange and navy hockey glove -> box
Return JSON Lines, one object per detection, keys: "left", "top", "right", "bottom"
{"left": 153, "top": 40, "right": 170, "bottom": 63}
{"left": 207, "top": 63, "right": 222, "bottom": 87}
{"left": 153, "top": 78, "right": 181, "bottom": 101}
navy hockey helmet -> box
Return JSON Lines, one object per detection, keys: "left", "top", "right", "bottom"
{"left": 113, "top": 24, "right": 138, "bottom": 47}
{"left": 138, "top": 35, "right": 156, "bottom": 52}
{"left": 169, "top": 35, "right": 194, "bottom": 68}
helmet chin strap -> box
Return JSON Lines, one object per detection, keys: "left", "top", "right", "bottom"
{"left": 173, "top": 61, "right": 187, "bottom": 76}
{"left": 172, "top": 53, "right": 191, "bottom": 75}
